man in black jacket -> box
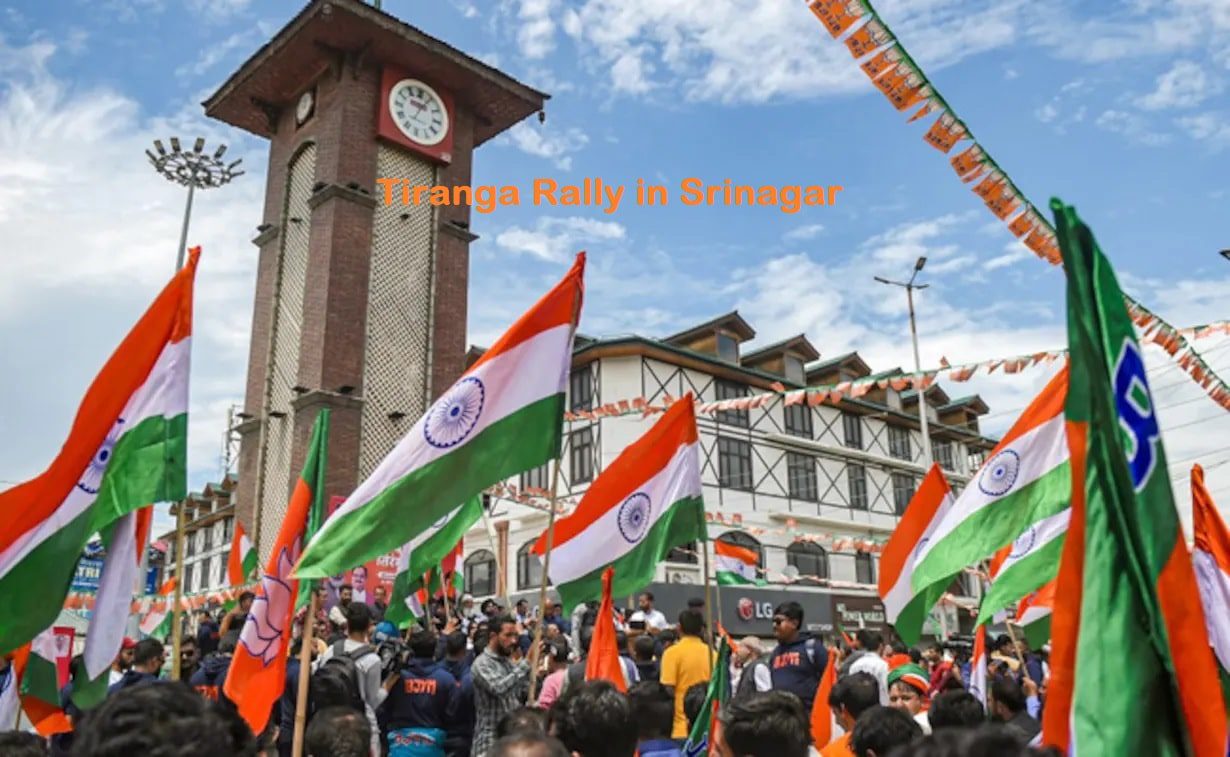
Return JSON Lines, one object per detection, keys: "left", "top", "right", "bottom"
{"left": 768, "top": 602, "right": 827, "bottom": 713}
{"left": 107, "top": 638, "right": 165, "bottom": 695}
{"left": 990, "top": 676, "right": 1040, "bottom": 744}
{"left": 380, "top": 629, "right": 459, "bottom": 754}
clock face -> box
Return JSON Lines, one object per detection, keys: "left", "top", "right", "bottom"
{"left": 388, "top": 78, "right": 449, "bottom": 146}
{"left": 296, "top": 90, "right": 314, "bottom": 124}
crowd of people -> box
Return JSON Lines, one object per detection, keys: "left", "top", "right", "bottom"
{"left": 0, "top": 588, "right": 1056, "bottom": 757}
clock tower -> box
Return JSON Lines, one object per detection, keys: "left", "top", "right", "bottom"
{"left": 204, "top": 0, "right": 547, "bottom": 559}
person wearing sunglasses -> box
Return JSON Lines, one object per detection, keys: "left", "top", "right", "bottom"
{"left": 768, "top": 602, "right": 828, "bottom": 713}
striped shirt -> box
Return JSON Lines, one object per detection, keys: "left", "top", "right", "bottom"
{"left": 470, "top": 648, "right": 529, "bottom": 757}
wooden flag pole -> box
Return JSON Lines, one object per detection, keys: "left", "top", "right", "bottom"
{"left": 702, "top": 529, "right": 715, "bottom": 676}
{"left": 978, "top": 559, "right": 1034, "bottom": 684}
{"left": 527, "top": 456, "right": 563, "bottom": 704}
{"left": 170, "top": 500, "right": 187, "bottom": 680}
{"left": 291, "top": 591, "right": 318, "bottom": 757}
{"left": 440, "top": 565, "right": 452, "bottom": 623}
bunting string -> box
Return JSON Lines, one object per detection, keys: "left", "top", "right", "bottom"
{"left": 804, "top": 0, "right": 1230, "bottom": 411}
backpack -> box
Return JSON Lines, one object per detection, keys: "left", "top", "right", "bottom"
{"left": 311, "top": 640, "right": 374, "bottom": 715}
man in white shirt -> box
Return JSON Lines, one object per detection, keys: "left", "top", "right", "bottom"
{"left": 107, "top": 638, "right": 136, "bottom": 686}
{"left": 838, "top": 628, "right": 890, "bottom": 704}
{"left": 627, "top": 592, "right": 669, "bottom": 633}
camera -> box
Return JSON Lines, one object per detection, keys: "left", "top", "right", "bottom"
{"left": 376, "top": 637, "right": 410, "bottom": 679}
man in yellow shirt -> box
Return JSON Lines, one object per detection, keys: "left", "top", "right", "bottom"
{"left": 659, "top": 609, "right": 715, "bottom": 738}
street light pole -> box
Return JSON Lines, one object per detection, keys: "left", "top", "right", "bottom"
{"left": 874, "top": 256, "right": 933, "bottom": 468}
{"left": 146, "top": 137, "right": 242, "bottom": 677}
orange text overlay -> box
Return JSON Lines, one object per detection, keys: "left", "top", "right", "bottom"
{"left": 376, "top": 177, "right": 843, "bottom": 215}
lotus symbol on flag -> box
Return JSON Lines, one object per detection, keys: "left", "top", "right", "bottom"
{"left": 240, "top": 547, "right": 296, "bottom": 666}
{"left": 424, "top": 376, "right": 485, "bottom": 449}
{"left": 77, "top": 417, "right": 126, "bottom": 494}
{"left": 978, "top": 449, "right": 1020, "bottom": 497}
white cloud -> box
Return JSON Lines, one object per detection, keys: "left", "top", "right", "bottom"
{"left": 494, "top": 216, "right": 626, "bottom": 262}
{"left": 515, "top": 0, "right": 559, "bottom": 59}
{"left": 185, "top": 0, "right": 251, "bottom": 22}
{"left": 174, "top": 30, "right": 259, "bottom": 80}
{"left": 0, "top": 38, "right": 263, "bottom": 506}
{"left": 783, "top": 223, "right": 825, "bottom": 242}
{"left": 502, "top": 121, "right": 589, "bottom": 169}
{"left": 1176, "top": 112, "right": 1230, "bottom": 149}
{"left": 1136, "top": 60, "right": 1222, "bottom": 109}
{"left": 1035, "top": 102, "right": 1058, "bottom": 123}
{"left": 1095, "top": 109, "right": 1172, "bottom": 145}
{"left": 554, "top": 0, "right": 1024, "bottom": 104}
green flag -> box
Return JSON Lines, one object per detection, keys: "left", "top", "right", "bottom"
{"left": 386, "top": 497, "right": 482, "bottom": 628}
{"left": 1041, "top": 199, "right": 1227, "bottom": 754}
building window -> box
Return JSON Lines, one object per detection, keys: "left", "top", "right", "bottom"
{"left": 667, "top": 541, "right": 699, "bottom": 564}
{"left": 934, "top": 441, "right": 955, "bottom": 471}
{"left": 570, "top": 368, "right": 593, "bottom": 412}
{"left": 888, "top": 426, "right": 912, "bottom": 460}
{"left": 715, "top": 380, "right": 749, "bottom": 427}
{"left": 842, "top": 413, "right": 863, "bottom": 450}
{"left": 968, "top": 449, "right": 986, "bottom": 472}
{"left": 222, "top": 517, "right": 231, "bottom": 541}
{"left": 783, "top": 403, "right": 812, "bottom": 439}
{"left": 848, "top": 464, "right": 868, "bottom": 510}
{"left": 521, "top": 463, "right": 550, "bottom": 493}
{"left": 786, "top": 452, "right": 818, "bottom": 501}
{"left": 892, "top": 472, "right": 916, "bottom": 515}
{"left": 718, "top": 531, "right": 764, "bottom": 568}
{"left": 786, "top": 542, "right": 828, "bottom": 580}
{"left": 716, "top": 332, "right": 738, "bottom": 363}
{"left": 855, "top": 552, "right": 876, "bottom": 584}
{"left": 717, "top": 437, "right": 754, "bottom": 491}
{"left": 784, "top": 355, "right": 806, "bottom": 385}
{"left": 570, "top": 427, "right": 594, "bottom": 484}
{"left": 517, "top": 541, "right": 542, "bottom": 591}
{"left": 203, "top": 527, "right": 212, "bottom": 551}
{"left": 184, "top": 562, "right": 195, "bottom": 592}
{"left": 464, "top": 550, "right": 497, "bottom": 597}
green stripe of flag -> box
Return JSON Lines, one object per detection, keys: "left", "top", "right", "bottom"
{"left": 386, "top": 498, "right": 482, "bottom": 628}
{"left": 976, "top": 535, "right": 1064, "bottom": 626}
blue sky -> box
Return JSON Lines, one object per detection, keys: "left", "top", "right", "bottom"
{"left": 1, "top": 0, "right": 1228, "bottom": 537}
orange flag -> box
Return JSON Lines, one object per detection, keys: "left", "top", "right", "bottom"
{"left": 584, "top": 566, "right": 627, "bottom": 692}
{"left": 810, "top": 647, "right": 839, "bottom": 747}
{"left": 809, "top": 0, "right": 864, "bottom": 38}
{"left": 223, "top": 410, "right": 329, "bottom": 733}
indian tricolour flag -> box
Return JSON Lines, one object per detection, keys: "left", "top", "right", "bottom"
{"left": 976, "top": 507, "right": 1069, "bottom": 626}
{"left": 71, "top": 507, "right": 151, "bottom": 710}
{"left": 386, "top": 496, "right": 482, "bottom": 628}
{"left": 878, "top": 464, "right": 954, "bottom": 644}
{"left": 1191, "top": 464, "right": 1230, "bottom": 678}
{"left": 227, "top": 520, "right": 258, "bottom": 586}
{"left": 297, "top": 253, "right": 585, "bottom": 580}
{"left": 910, "top": 366, "right": 1070, "bottom": 599}
{"left": 715, "top": 539, "right": 763, "bottom": 586}
{"left": 968, "top": 623, "right": 988, "bottom": 708}
{"left": 1015, "top": 579, "right": 1055, "bottom": 649}
{"left": 533, "top": 395, "right": 706, "bottom": 611}
{"left": 0, "top": 249, "right": 198, "bottom": 654}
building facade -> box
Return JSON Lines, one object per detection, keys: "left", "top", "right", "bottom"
{"left": 463, "top": 313, "right": 996, "bottom": 636}
{"left": 160, "top": 476, "right": 240, "bottom": 595}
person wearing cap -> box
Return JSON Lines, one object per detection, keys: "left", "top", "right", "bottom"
{"left": 731, "top": 636, "right": 772, "bottom": 702}
{"left": 109, "top": 637, "right": 136, "bottom": 686}
{"left": 887, "top": 662, "right": 932, "bottom": 734}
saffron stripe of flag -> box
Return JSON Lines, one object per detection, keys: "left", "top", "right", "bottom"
{"left": 878, "top": 464, "right": 954, "bottom": 644}
{"left": 297, "top": 253, "right": 584, "bottom": 580}
{"left": 227, "top": 521, "right": 257, "bottom": 586}
{"left": 532, "top": 395, "right": 705, "bottom": 611}
{"left": 1015, "top": 579, "right": 1055, "bottom": 649}
{"left": 0, "top": 249, "right": 198, "bottom": 654}
{"left": 584, "top": 567, "right": 626, "bottom": 692}
{"left": 976, "top": 507, "right": 1069, "bottom": 626}
{"left": 911, "top": 367, "right": 1070, "bottom": 596}
{"left": 224, "top": 408, "right": 330, "bottom": 734}
{"left": 1040, "top": 199, "right": 1226, "bottom": 755}
{"left": 810, "top": 645, "right": 840, "bottom": 748}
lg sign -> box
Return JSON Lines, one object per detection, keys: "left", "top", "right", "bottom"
{"left": 737, "top": 597, "right": 774, "bottom": 622}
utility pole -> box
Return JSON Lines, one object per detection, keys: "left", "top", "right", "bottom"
{"left": 874, "top": 256, "right": 933, "bottom": 468}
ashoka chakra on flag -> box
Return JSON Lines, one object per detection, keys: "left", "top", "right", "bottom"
{"left": 424, "top": 377, "right": 485, "bottom": 449}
